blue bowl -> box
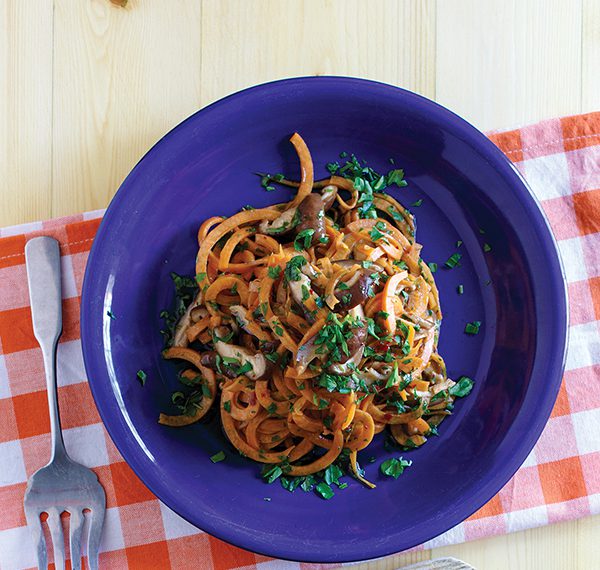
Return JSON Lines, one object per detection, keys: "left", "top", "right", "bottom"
{"left": 81, "top": 77, "right": 568, "bottom": 563}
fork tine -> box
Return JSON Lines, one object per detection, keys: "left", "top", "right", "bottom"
{"left": 86, "top": 505, "right": 106, "bottom": 570}
{"left": 68, "top": 509, "right": 85, "bottom": 570}
{"left": 25, "top": 510, "right": 48, "bottom": 570}
{"left": 47, "top": 509, "right": 66, "bottom": 570}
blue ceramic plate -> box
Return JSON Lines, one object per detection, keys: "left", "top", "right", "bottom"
{"left": 81, "top": 77, "right": 568, "bottom": 563}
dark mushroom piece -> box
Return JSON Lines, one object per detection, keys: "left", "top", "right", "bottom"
{"left": 200, "top": 351, "right": 238, "bottom": 379}
{"left": 296, "top": 193, "right": 326, "bottom": 242}
{"left": 334, "top": 271, "right": 374, "bottom": 311}
{"left": 344, "top": 321, "right": 367, "bottom": 358}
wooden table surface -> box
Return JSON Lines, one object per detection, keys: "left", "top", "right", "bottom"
{"left": 2, "top": 1, "right": 599, "bottom": 568}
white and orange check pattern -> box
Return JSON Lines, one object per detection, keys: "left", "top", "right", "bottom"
{"left": 1, "top": 112, "right": 599, "bottom": 570}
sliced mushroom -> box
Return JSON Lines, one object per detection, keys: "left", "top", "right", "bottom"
{"left": 358, "top": 366, "right": 388, "bottom": 387}
{"left": 173, "top": 290, "right": 204, "bottom": 347}
{"left": 214, "top": 340, "right": 267, "bottom": 380}
{"left": 259, "top": 207, "right": 298, "bottom": 235}
{"left": 190, "top": 306, "right": 208, "bottom": 323}
{"left": 348, "top": 304, "right": 365, "bottom": 320}
{"left": 295, "top": 334, "right": 321, "bottom": 374}
{"left": 230, "top": 305, "right": 250, "bottom": 329}
{"left": 320, "top": 185, "right": 338, "bottom": 210}
{"left": 344, "top": 321, "right": 367, "bottom": 358}
{"left": 329, "top": 345, "right": 364, "bottom": 375}
{"left": 296, "top": 194, "right": 326, "bottom": 242}
{"left": 334, "top": 271, "right": 374, "bottom": 311}
{"left": 288, "top": 272, "right": 312, "bottom": 305}
{"left": 200, "top": 350, "right": 237, "bottom": 378}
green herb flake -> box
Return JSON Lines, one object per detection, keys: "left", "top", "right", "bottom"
{"left": 380, "top": 456, "right": 412, "bottom": 479}
{"left": 457, "top": 284, "right": 464, "bottom": 295}
{"left": 223, "top": 401, "right": 232, "bottom": 413}
{"left": 210, "top": 451, "right": 226, "bottom": 464}
{"left": 106, "top": 310, "right": 116, "bottom": 320}
{"left": 427, "top": 262, "right": 438, "bottom": 273}
{"left": 326, "top": 161, "right": 340, "bottom": 174}
{"left": 266, "top": 402, "right": 277, "bottom": 415}
{"left": 338, "top": 482, "right": 349, "bottom": 490}
{"left": 444, "top": 252, "right": 462, "bottom": 269}
{"left": 411, "top": 199, "right": 423, "bottom": 207}
{"left": 136, "top": 370, "right": 147, "bottom": 386}
{"left": 386, "top": 169, "right": 408, "bottom": 188}
{"left": 450, "top": 376, "right": 474, "bottom": 397}
{"left": 284, "top": 256, "right": 307, "bottom": 283}
{"left": 315, "top": 482, "right": 335, "bottom": 500}
{"left": 456, "top": 240, "right": 463, "bottom": 248}
{"left": 268, "top": 266, "right": 282, "bottom": 279}
{"left": 369, "top": 226, "right": 387, "bottom": 242}
{"left": 464, "top": 321, "right": 481, "bottom": 335}
{"left": 483, "top": 243, "right": 492, "bottom": 252}
{"left": 393, "top": 260, "right": 408, "bottom": 270}
{"left": 262, "top": 464, "right": 283, "bottom": 483}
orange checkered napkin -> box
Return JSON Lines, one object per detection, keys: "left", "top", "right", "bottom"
{"left": 1, "top": 112, "right": 599, "bottom": 570}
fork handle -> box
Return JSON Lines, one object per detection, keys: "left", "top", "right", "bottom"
{"left": 25, "top": 237, "right": 67, "bottom": 462}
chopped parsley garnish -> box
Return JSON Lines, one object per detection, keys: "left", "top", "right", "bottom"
{"left": 267, "top": 266, "right": 282, "bottom": 279}
{"left": 259, "top": 172, "right": 285, "bottom": 192}
{"left": 262, "top": 464, "right": 283, "bottom": 483}
{"left": 457, "top": 284, "right": 464, "bottom": 295}
{"left": 427, "top": 262, "right": 438, "bottom": 273}
{"left": 136, "top": 370, "right": 147, "bottom": 386}
{"left": 315, "top": 482, "right": 335, "bottom": 499}
{"left": 380, "top": 457, "right": 412, "bottom": 479}
{"left": 386, "top": 169, "right": 408, "bottom": 188}
{"left": 456, "top": 240, "right": 463, "bottom": 247}
{"left": 294, "top": 229, "right": 315, "bottom": 251}
{"left": 266, "top": 402, "right": 277, "bottom": 415}
{"left": 465, "top": 321, "right": 481, "bottom": 335}
{"left": 106, "top": 310, "right": 116, "bottom": 320}
{"left": 444, "top": 252, "right": 462, "bottom": 269}
{"left": 411, "top": 199, "right": 423, "bottom": 207}
{"left": 284, "top": 255, "right": 307, "bottom": 283}
{"left": 450, "top": 376, "right": 474, "bottom": 397}
{"left": 393, "top": 260, "right": 408, "bottom": 270}
{"left": 326, "top": 161, "right": 340, "bottom": 174}
{"left": 369, "top": 221, "right": 388, "bottom": 241}
{"left": 223, "top": 401, "right": 231, "bottom": 413}
{"left": 210, "top": 451, "right": 226, "bottom": 464}
{"left": 483, "top": 243, "right": 492, "bottom": 252}
{"left": 385, "top": 362, "right": 400, "bottom": 388}
{"left": 160, "top": 272, "right": 198, "bottom": 347}
{"left": 479, "top": 228, "right": 486, "bottom": 234}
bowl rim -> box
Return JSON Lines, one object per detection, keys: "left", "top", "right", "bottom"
{"left": 81, "top": 75, "right": 569, "bottom": 562}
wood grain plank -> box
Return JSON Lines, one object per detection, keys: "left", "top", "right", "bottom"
{"left": 51, "top": 0, "right": 202, "bottom": 217}
{"left": 582, "top": 0, "right": 600, "bottom": 112}
{"left": 199, "top": 0, "right": 436, "bottom": 107}
{"left": 0, "top": 0, "right": 53, "bottom": 226}
{"left": 432, "top": 515, "right": 600, "bottom": 570}
{"left": 436, "top": 0, "right": 583, "bottom": 131}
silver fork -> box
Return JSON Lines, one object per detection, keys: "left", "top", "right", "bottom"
{"left": 24, "top": 237, "right": 106, "bottom": 570}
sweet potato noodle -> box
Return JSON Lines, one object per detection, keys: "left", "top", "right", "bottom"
{"left": 159, "top": 133, "right": 462, "bottom": 487}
